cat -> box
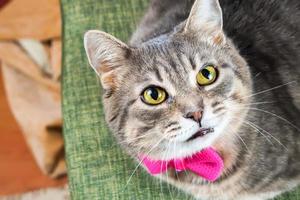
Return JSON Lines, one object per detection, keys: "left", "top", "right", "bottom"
{"left": 84, "top": 0, "right": 300, "bottom": 199}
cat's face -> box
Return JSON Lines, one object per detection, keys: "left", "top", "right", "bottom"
{"left": 84, "top": 0, "right": 252, "bottom": 160}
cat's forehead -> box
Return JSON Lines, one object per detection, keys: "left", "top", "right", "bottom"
{"left": 127, "top": 44, "right": 207, "bottom": 93}
{"left": 130, "top": 39, "right": 227, "bottom": 78}
{"left": 124, "top": 40, "right": 244, "bottom": 97}
{"left": 131, "top": 37, "right": 225, "bottom": 66}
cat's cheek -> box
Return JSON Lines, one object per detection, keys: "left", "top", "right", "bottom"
{"left": 168, "top": 117, "right": 199, "bottom": 142}
{"left": 202, "top": 110, "right": 221, "bottom": 127}
{"left": 201, "top": 100, "right": 226, "bottom": 127}
{"left": 212, "top": 113, "right": 231, "bottom": 136}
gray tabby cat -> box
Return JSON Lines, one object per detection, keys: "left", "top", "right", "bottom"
{"left": 84, "top": 0, "right": 300, "bottom": 199}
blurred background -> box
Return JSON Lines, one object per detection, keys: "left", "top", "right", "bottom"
{"left": 0, "top": 0, "right": 68, "bottom": 199}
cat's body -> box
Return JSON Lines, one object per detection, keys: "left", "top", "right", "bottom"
{"left": 84, "top": 0, "right": 300, "bottom": 199}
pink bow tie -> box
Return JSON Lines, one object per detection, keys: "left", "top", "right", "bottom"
{"left": 139, "top": 147, "right": 224, "bottom": 182}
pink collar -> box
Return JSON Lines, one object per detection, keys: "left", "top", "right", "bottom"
{"left": 139, "top": 147, "right": 224, "bottom": 182}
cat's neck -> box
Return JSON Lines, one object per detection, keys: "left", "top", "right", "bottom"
{"left": 212, "top": 131, "right": 248, "bottom": 175}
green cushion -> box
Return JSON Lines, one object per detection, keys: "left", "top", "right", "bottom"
{"left": 61, "top": 0, "right": 300, "bottom": 199}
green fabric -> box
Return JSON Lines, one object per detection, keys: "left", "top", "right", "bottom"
{"left": 61, "top": 0, "right": 300, "bottom": 199}
{"left": 61, "top": 0, "right": 187, "bottom": 199}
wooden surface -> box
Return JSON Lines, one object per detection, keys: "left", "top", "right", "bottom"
{"left": 0, "top": 64, "right": 67, "bottom": 195}
{"left": 0, "top": 0, "right": 61, "bottom": 40}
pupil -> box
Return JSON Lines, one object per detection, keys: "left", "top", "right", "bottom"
{"left": 202, "top": 69, "right": 211, "bottom": 79}
{"left": 150, "top": 88, "right": 159, "bottom": 100}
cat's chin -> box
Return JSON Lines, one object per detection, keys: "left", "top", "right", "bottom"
{"left": 172, "top": 131, "right": 221, "bottom": 160}
{"left": 147, "top": 128, "right": 223, "bottom": 161}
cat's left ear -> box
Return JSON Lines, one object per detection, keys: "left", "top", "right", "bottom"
{"left": 184, "top": 0, "right": 225, "bottom": 45}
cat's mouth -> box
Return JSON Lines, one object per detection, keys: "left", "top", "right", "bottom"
{"left": 186, "top": 128, "right": 214, "bottom": 142}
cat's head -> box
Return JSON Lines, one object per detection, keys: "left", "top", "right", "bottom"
{"left": 84, "top": 0, "right": 252, "bottom": 160}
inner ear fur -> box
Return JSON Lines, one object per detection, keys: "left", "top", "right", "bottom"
{"left": 84, "top": 30, "right": 130, "bottom": 89}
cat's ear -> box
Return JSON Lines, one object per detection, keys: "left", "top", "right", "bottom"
{"left": 84, "top": 30, "right": 130, "bottom": 89}
{"left": 184, "top": 0, "right": 225, "bottom": 44}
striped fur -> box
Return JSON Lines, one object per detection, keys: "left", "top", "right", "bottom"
{"left": 84, "top": 0, "right": 300, "bottom": 199}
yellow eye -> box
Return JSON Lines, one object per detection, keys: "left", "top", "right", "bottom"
{"left": 142, "top": 86, "right": 167, "bottom": 105}
{"left": 196, "top": 65, "right": 218, "bottom": 86}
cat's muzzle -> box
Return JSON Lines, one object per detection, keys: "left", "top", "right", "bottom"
{"left": 186, "top": 128, "right": 214, "bottom": 142}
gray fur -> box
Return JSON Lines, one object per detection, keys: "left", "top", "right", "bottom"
{"left": 84, "top": 0, "right": 300, "bottom": 199}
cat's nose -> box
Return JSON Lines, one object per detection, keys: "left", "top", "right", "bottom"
{"left": 184, "top": 110, "right": 203, "bottom": 126}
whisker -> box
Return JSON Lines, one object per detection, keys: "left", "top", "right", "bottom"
{"left": 123, "top": 134, "right": 168, "bottom": 190}
{"left": 243, "top": 81, "right": 297, "bottom": 99}
{"left": 160, "top": 141, "right": 169, "bottom": 199}
{"left": 254, "top": 72, "right": 261, "bottom": 78}
{"left": 249, "top": 107, "right": 300, "bottom": 131}
{"left": 119, "top": 131, "right": 155, "bottom": 145}
{"left": 236, "top": 118, "right": 274, "bottom": 146}
{"left": 227, "top": 124, "right": 249, "bottom": 151}
{"left": 239, "top": 101, "right": 276, "bottom": 106}
{"left": 172, "top": 141, "right": 181, "bottom": 199}
{"left": 230, "top": 104, "right": 300, "bottom": 131}
{"left": 230, "top": 116, "right": 288, "bottom": 151}
{"left": 230, "top": 107, "right": 290, "bottom": 150}
{"left": 246, "top": 120, "right": 288, "bottom": 150}
{"left": 236, "top": 134, "right": 249, "bottom": 151}
{"left": 164, "top": 140, "right": 174, "bottom": 200}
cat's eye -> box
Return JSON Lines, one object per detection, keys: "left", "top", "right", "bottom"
{"left": 141, "top": 86, "right": 167, "bottom": 105}
{"left": 196, "top": 65, "right": 218, "bottom": 86}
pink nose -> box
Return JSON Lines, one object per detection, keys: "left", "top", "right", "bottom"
{"left": 185, "top": 110, "right": 203, "bottom": 125}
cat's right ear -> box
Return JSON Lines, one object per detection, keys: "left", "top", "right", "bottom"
{"left": 84, "top": 30, "right": 130, "bottom": 89}
{"left": 184, "top": 0, "right": 225, "bottom": 44}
